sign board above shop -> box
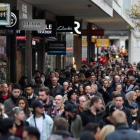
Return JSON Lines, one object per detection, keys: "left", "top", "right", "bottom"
{"left": 46, "top": 41, "right": 66, "bottom": 55}
{"left": 56, "top": 16, "right": 74, "bottom": 32}
{"left": 32, "top": 22, "right": 56, "bottom": 37}
{"left": 96, "top": 39, "right": 109, "bottom": 47}
{"left": 0, "top": 10, "right": 19, "bottom": 29}
{"left": 19, "top": 19, "right": 46, "bottom": 30}
{"left": 0, "top": 4, "right": 10, "bottom": 25}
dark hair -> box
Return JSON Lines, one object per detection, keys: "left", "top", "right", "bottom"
{"left": 115, "top": 94, "right": 123, "bottom": 100}
{"left": 65, "top": 71, "right": 70, "bottom": 78}
{"left": 16, "top": 96, "right": 30, "bottom": 118}
{"left": 0, "top": 118, "right": 15, "bottom": 134}
{"left": 35, "top": 76, "right": 42, "bottom": 84}
{"left": 83, "top": 123, "right": 99, "bottom": 134}
{"left": 35, "top": 70, "right": 41, "bottom": 74}
{"left": 39, "top": 87, "right": 50, "bottom": 95}
{"left": 23, "top": 126, "right": 40, "bottom": 140}
{"left": 54, "top": 117, "right": 68, "bottom": 131}
{"left": 115, "top": 83, "right": 122, "bottom": 88}
{"left": 90, "top": 96, "right": 101, "bottom": 107}
{"left": 76, "top": 84, "right": 85, "bottom": 97}
{"left": 26, "top": 84, "right": 34, "bottom": 89}
{"left": 12, "top": 83, "right": 21, "bottom": 90}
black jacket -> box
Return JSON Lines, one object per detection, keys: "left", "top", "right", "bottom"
{"left": 99, "top": 115, "right": 113, "bottom": 129}
{"left": 0, "top": 91, "right": 11, "bottom": 104}
{"left": 80, "top": 109, "right": 104, "bottom": 127}
{"left": 100, "top": 86, "right": 113, "bottom": 105}
{"left": 0, "top": 133, "right": 21, "bottom": 140}
{"left": 121, "top": 106, "right": 132, "bottom": 128}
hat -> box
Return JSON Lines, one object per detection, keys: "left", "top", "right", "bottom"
{"left": 33, "top": 100, "right": 45, "bottom": 108}
{"left": 130, "top": 102, "right": 138, "bottom": 109}
{"left": 130, "top": 76, "right": 136, "bottom": 81}
{"left": 67, "top": 90, "right": 76, "bottom": 100}
{"left": 133, "top": 87, "right": 140, "bottom": 91}
{"left": 79, "top": 131, "right": 95, "bottom": 140}
{"left": 64, "top": 103, "right": 77, "bottom": 113}
{"left": 106, "top": 104, "right": 117, "bottom": 116}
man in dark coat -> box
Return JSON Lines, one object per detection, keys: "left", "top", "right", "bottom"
{"left": 81, "top": 96, "right": 104, "bottom": 127}
{"left": 105, "top": 110, "right": 139, "bottom": 140}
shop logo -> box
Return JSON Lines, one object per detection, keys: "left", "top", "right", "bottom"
{"left": 74, "top": 21, "right": 81, "bottom": 34}
{"left": 6, "top": 12, "right": 17, "bottom": 27}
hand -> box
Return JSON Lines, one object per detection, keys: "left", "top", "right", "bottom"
{"left": 137, "top": 130, "right": 140, "bottom": 133}
{"left": 103, "top": 86, "right": 106, "bottom": 92}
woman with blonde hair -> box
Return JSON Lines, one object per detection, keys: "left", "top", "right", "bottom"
{"left": 100, "top": 125, "right": 115, "bottom": 140}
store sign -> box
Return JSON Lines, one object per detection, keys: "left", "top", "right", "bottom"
{"left": 56, "top": 16, "right": 74, "bottom": 32}
{"left": 19, "top": 19, "right": 45, "bottom": 30}
{"left": 32, "top": 22, "right": 56, "bottom": 37}
{"left": 0, "top": 10, "right": 19, "bottom": 29}
{"left": 96, "top": 39, "right": 109, "bottom": 47}
{"left": 73, "top": 21, "right": 81, "bottom": 34}
{"left": 17, "top": 0, "right": 32, "bottom": 19}
{"left": 92, "top": 29, "right": 104, "bottom": 36}
{"left": 0, "top": 4, "right": 10, "bottom": 25}
{"left": 46, "top": 41, "right": 66, "bottom": 55}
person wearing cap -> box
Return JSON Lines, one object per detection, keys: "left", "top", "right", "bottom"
{"left": 99, "top": 103, "right": 117, "bottom": 128}
{"left": 130, "top": 102, "right": 139, "bottom": 124}
{"left": 55, "top": 102, "right": 83, "bottom": 139}
{"left": 130, "top": 76, "right": 137, "bottom": 86}
{"left": 27, "top": 99, "right": 53, "bottom": 140}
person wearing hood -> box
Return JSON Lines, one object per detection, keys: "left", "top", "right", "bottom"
{"left": 100, "top": 80, "right": 113, "bottom": 105}
{"left": 39, "top": 87, "right": 57, "bottom": 118}
{"left": 99, "top": 103, "right": 117, "bottom": 128}
{"left": 4, "top": 83, "right": 21, "bottom": 116}
{"left": 81, "top": 96, "right": 104, "bottom": 127}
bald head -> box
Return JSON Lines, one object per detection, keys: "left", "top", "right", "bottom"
{"left": 78, "top": 96, "right": 87, "bottom": 108}
{"left": 2, "top": 83, "right": 8, "bottom": 94}
{"left": 54, "top": 95, "right": 64, "bottom": 106}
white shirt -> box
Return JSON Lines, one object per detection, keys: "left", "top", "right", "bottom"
{"left": 35, "top": 116, "right": 43, "bottom": 140}
{"left": 28, "top": 94, "right": 33, "bottom": 99}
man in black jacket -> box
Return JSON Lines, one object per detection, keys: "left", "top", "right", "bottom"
{"left": 81, "top": 96, "right": 104, "bottom": 127}
{"left": 100, "top": 80, "right": 113, "bottom": 105}
{"left": 114, "top": 94, "right": 132, "bottom": 128}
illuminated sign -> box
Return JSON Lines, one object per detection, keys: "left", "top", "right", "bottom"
{"left": 0, "top": 4, "right": 10, "bottom": 25}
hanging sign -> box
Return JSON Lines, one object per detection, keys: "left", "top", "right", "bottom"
{"left": 96, "top": 39, "right": 109, "bottom": 47}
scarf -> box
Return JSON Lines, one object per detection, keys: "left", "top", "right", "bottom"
{"left": 125, "top": 84, "right": 134, "bottom": 92}
{"left": 11, "top": 95, "right": 19, "bottom": 105}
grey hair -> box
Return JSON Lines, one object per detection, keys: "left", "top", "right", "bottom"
{"left": 13, "top": 107, "right": 23, "bottom": 115}
{"left": 48, "top": 135, "right": 63, "bottom": 140}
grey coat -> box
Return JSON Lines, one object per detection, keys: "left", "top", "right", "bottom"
{"left": 105, "top": 124, "right": 140, "bottom": 140}
{"left": 4, "top": 98, "right": 16, "bottom": 116}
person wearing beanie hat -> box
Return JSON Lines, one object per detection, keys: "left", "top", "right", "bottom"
{"left": 55, "top": 102, "right": 83, "bottom": 139}
{"left": 67, "top": 90, "right": 77, "bottom": 106}
{"left": 27, "top": 100, "right": 53, "bottom": 140}
{"left": 99, "top": 103, "right": 117, "bottom": 128}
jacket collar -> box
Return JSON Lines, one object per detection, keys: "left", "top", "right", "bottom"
{"left": 53, "top": 130, "right": 70, "bottom": 136}
{"left": 115, "top": 124, "right": 129, "bottom": 130}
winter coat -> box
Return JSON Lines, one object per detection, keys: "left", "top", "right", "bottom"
{"left": 4, "top": 98, "right": 16, "bottom": 116}
{"left": 105, "top": 124, "right": 140, "bottom": 140}
{"left": 55, "top": 112, "right": 83, "bottom": 138}
{"left": 100, "top": 86, "right": 113, "bottom": 105}
{"left": 48, "top": 84, "right": 63, "bottom": 97}
{"left": 27, "top": 114, "right": 53, "bottom": 140}
{"left": 81, "top": 107, "right": 104, "bottom": 127}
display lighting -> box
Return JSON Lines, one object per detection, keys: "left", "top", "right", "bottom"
{"left": 126, "top": 1, "right": 140, "bottom": 31}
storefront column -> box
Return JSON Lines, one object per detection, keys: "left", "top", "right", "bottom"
{"left": 128, "top": 31, "right": 140, "bottom": 64}
{"left": 91, "top": 43, "right": 95, "bottom": 60}
{"left": 25, "top": 31, "right": 32, "bottom": 83}
{"left": 87, "top": 23, "right": 92, "bottom": 64}
{"left": 10, "top": 30, "right": 17, "bottom": 83}
{"left": 56, "top": 55, "right": 61, "bottom": 70}
{"left": 73, "top": 35, "right": 82, "bottom": 71}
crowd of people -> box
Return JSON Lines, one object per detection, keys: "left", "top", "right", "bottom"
{"left": 1, "top": 61, "right": 140, "bottom": 140}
